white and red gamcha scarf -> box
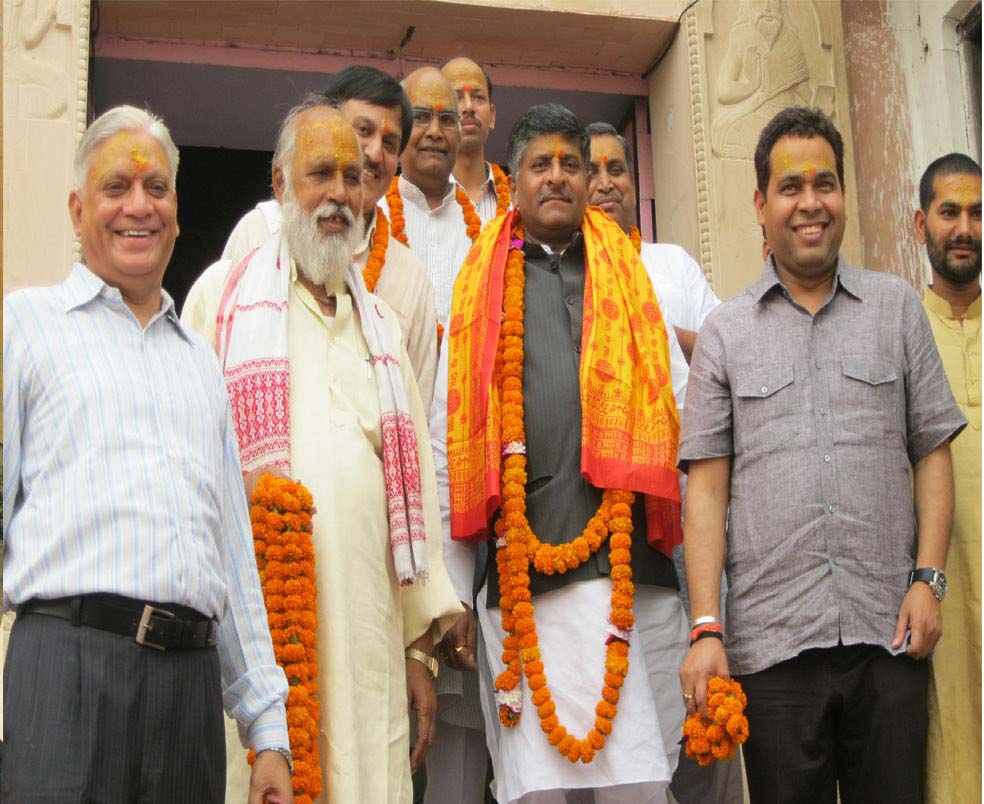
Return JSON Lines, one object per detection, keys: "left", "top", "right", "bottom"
{"left": 215, "top": 233, "right": 428, "bottom": 585}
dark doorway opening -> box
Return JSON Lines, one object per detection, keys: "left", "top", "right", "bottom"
{"left": 166, "top": 145, "right": 272, "bottom": 312}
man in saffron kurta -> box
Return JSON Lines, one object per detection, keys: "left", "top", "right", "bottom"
{"left": 914, "top": 154, "right": 982, "bottom": 804}
{"left": 182, "top": 100, "right": 461, "bottom": 804}
{"left": 433, "top": 104, "right": 689, "bottom": 804}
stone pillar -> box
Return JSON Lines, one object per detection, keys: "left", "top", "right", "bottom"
{"left": 3, "top": 0, "right": 91, "bottom": 295}
{"left": 648, "top": 0, "right": 862, "bottom": 299}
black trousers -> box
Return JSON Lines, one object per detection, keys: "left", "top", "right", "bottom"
{"left": 736, "top": 643, "right": 929, "bottom": 804}
{"left": 3, "top": 612, "right": 225, "bottom": 803}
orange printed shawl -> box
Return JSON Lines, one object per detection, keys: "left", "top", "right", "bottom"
{"left": 447, "top": 207, "right": 682, "bottom": 556}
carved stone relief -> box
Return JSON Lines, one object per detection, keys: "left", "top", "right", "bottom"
{"left": 707, "top": 0, "right": 837, "bottom": 160}
{"left": 6, "top": 0, "right": 75, "bottom": 121}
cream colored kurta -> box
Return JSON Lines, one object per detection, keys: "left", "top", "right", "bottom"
{"left": 182, "top": 260, "right": 461, "bottom": 803}
{"left": 923, "top": 288, "right": 981, "bottom": 804}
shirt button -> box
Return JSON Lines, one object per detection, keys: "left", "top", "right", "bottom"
{"left": 760, "top": 386, "right": 769, "bottom": 395}
{"left": 819, "top": 406, "right": 827, "bottom": 415}
{"left": 574, "top": 344, "right": 582, "bottom": 353}
{"left": 827, "top": 504, "right": 836, "bottom": 514}
{"left": 824, "top": 454, "right": 831, "bottom": 462}
{"left": 565, "top": 295, "right": 576, "bottom": 306}
{"left": 869, "top": 372, "right": 879, "bottom": 382}
{"left": 815, "top": 359, "right": 822, "bottom": 369}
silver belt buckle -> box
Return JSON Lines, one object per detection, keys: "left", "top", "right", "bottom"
{"left": 136, "top": 604, "right": 176, "bottom": 651}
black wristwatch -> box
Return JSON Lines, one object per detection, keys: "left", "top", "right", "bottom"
{"left": 909, "top": 567, "right": 947, "bottom": 602}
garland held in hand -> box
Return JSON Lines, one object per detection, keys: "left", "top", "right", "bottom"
{"left": 681, "top": 677, "right": 749, "bottom": 766}
{"left": 247, "top": 473, "right": 321, "bottom": 804}
{"left": 492, "top": 221, "right": 636, "bottom": 765}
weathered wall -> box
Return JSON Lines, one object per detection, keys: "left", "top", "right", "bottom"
{"left": 3, "top": 0, "right": 91, "bottom": 294}
{"left": 650, "top": 0, "right": 862, "bottom": 299}
{"left": 842, "top": 0, "right": 923, "bottom": 287}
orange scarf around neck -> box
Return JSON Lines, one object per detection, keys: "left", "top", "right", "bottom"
{"left": 446, "top": 207, "right": 682, "bottom": 555}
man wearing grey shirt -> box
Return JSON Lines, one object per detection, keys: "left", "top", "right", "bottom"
{"left": 678, "top": 107, "right": 966, "bottom": 804}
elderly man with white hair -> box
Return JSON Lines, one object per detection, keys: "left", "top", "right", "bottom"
{"left": 182, "top": 95, "right": 462, "bottom": 803}
{"left": 3, "top": 105, "right": 293, "bottom": 802}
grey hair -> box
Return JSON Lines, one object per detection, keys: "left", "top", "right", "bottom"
{"left": 585, "top": 122, "right": 633, "bottom": 174}
{"left": 507, "top": 103, "right": 589, "bottom": 176}
{"left": 272, "top": 92, "right": 344, "bottom": 186}
{"left": 74, "top": 105, "right": 179, "bottom": 191}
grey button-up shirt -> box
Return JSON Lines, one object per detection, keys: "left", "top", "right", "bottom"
{"left": 679, "top": 257, "right": 966, "bottom": 676}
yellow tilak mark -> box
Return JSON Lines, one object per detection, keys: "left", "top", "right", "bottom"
{"left": 301, "top": 116, "right": 361, "bottom": 169}
{"left": 129, "top": 145, "right": 150, "bottom": 172}
{"left": 940, "top": 175, "right": 981, "bottom": 205}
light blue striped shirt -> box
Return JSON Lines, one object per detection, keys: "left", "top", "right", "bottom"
{"left": 3, "top": 263, "right": 289, "bottom": 753}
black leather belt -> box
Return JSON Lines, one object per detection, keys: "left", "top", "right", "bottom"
{"left": 19, "top": 593, "right": 219, "bottom": 651}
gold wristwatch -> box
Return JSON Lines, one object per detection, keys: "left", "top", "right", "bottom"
{"left": 405, "top": 647, "right": 439, "bottom": 678}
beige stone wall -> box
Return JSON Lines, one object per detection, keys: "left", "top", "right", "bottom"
{"left": 649, "top": 0, "right": 862, "bottom": 299}
{"left": 3, "top": 0, "right": 90, "bottom": 296}
{"left": 430, "top": 0, "right": 687, "bottom": 20}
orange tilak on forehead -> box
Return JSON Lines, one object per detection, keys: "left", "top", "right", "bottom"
{"left": 591, "top": 139, "right": 623, "bottom": 165}
{"left": 300, "top": 115, "right": 360, "bottom": 168}
{"left": 409, "top": 77, "right": 454, "bottom": 111}
{"left": 91, "top": 130, "right": 167, "bottom": 183}
{"left": 938, "top": 174, "right": 982, "bottom": 205}
{"left": 774, "top": 148, "right": 831, "bottom": 178}
{"left": 442, "top": 60, "right": 485, "bottom": 91}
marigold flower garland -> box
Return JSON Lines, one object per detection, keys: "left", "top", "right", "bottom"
{"left": 492, "top": 218, "right": 636, "bottom": 764}
{"left": 247, "top": 473, "right": 321, "bottom": 804}
{"left": 681, "top": 677, "right": 749, "bottom": 766}
{"left": 362, "top": 205, "right": 389, "bottom": 293}
{"left": 491, "top": 162, "right": 512, "bottom": 216}
{"left": 385, "top": 176, "right": 482, "bottom": 246}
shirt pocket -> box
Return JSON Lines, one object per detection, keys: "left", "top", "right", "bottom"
{"left": 733, "top": 364, "right": 798, "bottom": 454}
{"left": 837, "top": 356, "right": 902, "bottom": 441}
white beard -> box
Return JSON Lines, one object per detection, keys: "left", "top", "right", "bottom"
{"left": 281, "top": 194, "right": 362, "bottom": 290}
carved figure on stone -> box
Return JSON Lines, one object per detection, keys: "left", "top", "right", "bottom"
{"left": 712, "top": 0, "right": 833, "bottom": 159}
{"left": 10, "top": 0, "right": 72, "bottom": 120}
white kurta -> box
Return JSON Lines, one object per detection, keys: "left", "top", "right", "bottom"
{"left": 182, "top": 264, "right": 461, "bottom": 803}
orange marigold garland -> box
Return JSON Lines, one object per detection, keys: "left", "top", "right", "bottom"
{"left": 627, "top": 225, "right": 642, "bottom": 254}
{"left": 247, "top": 473, "right": 321, "bottom": 804}
{"left": 362, "top": 205, "right": 389, "bottom": 293}
{"left": 386, "top": 176, "right": 482, "bottom": 246}
{"left": 492, "top": 218, "right": 636, "bottom": 764}
{"left": 681, "top": 677, "right": 749, "bottom": 766}
{"left": 491, "top": 162, "right": 511, "bottom": 216}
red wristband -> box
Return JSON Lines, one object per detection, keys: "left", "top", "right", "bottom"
{"left": 689, "top": 622, "right": 724, "bottom": 644}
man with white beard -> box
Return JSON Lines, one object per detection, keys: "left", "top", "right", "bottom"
{"left": 182, "top": 98, "right": 462, "bottom": 803}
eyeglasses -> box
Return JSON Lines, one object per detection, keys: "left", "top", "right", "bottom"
{"left": 411, "top": 107, "right": 460, "bottom": 129}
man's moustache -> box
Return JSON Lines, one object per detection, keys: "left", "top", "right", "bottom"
{"left": 538, "top": 190, "right": 574, "bottom": 203}
{"left": 946, "top": 236, "right": 981, "bottom": 254}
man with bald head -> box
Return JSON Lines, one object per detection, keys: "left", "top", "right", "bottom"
{"left": 441, "top": 56, "right": 509, "bottom": 223}
{"left": 182, "top": 96, "right": 462, "bottom": 803}
{"left": 382, "top": 66, "right": 478, "bottom": 327}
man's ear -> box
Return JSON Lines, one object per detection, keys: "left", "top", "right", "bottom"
{"left": 489, "top": 103, "right": 496, "bottom": 132}
{"left": 753, "top": 188, "right": 766, "bottom": 226}
{"left": 272, "top": 165, "right": 286, "bottom": 203}
{"left": 508, "top": 174, "right": 516, "bottom": 200}
{"left": 914, "top": 208, "right": 927, "bottom": 245}
{"left": 68, "top": 189, "right": 84, "bottom": 237}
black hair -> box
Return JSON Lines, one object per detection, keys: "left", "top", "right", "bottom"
{"left": 918, "top": 153, "right": 982, "bottom": 211}
{"left": 322, "top": 66, "right": 413, "bottom": 154}
{"left": 753, "top": 107, "right": 844, "bottom": 196}
{"left": 507, "top": 104, "right": 589, "bottom": 175}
